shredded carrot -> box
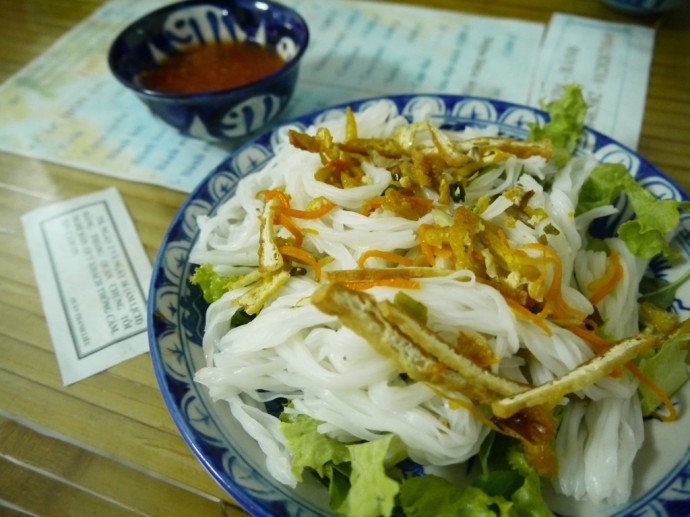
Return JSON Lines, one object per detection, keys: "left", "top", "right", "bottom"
{"left": 278, "top": 245, "right": 322, "bottom": 282}
{"left": 506, "top": 298, "right": 552, "bottom": 335}
{"left": 358, "top": 249, "right": 414, "bottom": 269}
{"left": 497, "top": 228, "right": 516, "bottom": 251}
{"left": 276, "top": 213, "right": 304, "bottom": 246}
{"left": 282, "top": 200, "right": 336, "bottom": 219}
{"left": 340, "top": 278, "right": 421, "bottom": 290}
{"left": 626, "top": 362, "right": 677, "bottom": 422}
{"left": 324, "top": 159, "right": 349, "bottom": 170}
{"left": 588, "top": 249, "right": 624, "bottom": 304}
{"left": 565, "top": 324, "right": 612, "bottom": 352}
{"left": 260, "top": 189, "right": 291, "bottom": 208}
{"left": 524, "top": 243, "right": 588, "bottom": 325}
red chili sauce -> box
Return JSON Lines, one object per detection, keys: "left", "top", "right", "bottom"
{"left": 139, "top": 41, "right": 285, "bottom": 94}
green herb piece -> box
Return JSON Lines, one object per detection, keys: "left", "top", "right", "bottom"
{"left": 450, "top": 181, "right": 466, "bottom": 202}
{"left": 230, "top": 308, "right": 256, "bottom": 328}
{"left": 637, "top": 334, "right": 690, "bottom": 415}
{"left": 393, "top": 291, "right": 428, "bottom": 324}
{"left": 473, "top": 433, "right": 554, "bottom": 517}
{"left": 399, "top": 475, "right": 514, "bottom": 517}
{"left": 506, "top": 447, "right": 555, "bottom": 517}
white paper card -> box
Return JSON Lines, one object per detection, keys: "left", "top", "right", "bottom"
{"left": 22, "top": 188, "right": 151, "bottom": 385}
{"left": 529, "top": 13, "right": 655, "bottom": 149}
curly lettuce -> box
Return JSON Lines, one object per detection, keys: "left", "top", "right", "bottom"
{"left": 528, "top": 83, "right": 587, "bottom": 168}
{"left": 189, "top": 263, "right": 236, "bottom": 303}
{"left": 577, "top": 163, "right": 690, "bottom": 259}
{"left": 280, "top": 412, "right": 405, "bottom": 517}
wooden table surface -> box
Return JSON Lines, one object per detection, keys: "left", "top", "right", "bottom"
{"left": 0, "top": 0, "right": 688, "bottom": 515}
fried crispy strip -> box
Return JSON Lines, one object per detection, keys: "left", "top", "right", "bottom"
{"left": 312, "top": 283, "right": 527, "bottom": 402}
{"left": 491, "top": 333, "right": 659, "bottom": 418}
{"left": 236, "top": 270, "right": 291, "bottom": 315}
{"left": 379, "top": 299, "right": 528, "bottom": 397}
{"left": 258, "top": 196, "right": 284, "bottom": 273}
{"left": 325, "top": 267, "right": 457, "bottom": 283}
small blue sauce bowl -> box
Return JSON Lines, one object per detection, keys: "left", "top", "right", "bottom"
{"left": 108, "top": 0, "right": 309, "bottom": 141}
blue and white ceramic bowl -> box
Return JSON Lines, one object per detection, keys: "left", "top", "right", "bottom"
{"left": 108, "top": 0, "right": 309, "bottom": 141}
{"left": 601, "top": 0, "right": 683, "bottom": 15}
{"left": 148, "top": 94, "right": 690, "bottom": 516}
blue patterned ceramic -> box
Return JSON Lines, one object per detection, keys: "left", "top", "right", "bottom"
{"left": 148, "top": 94, "right": 690, "bottom": 516}
{"left": 108, "top": 0, "right": 309, "bottom": 141}
{"left": 601, "top": 0, "right": 682, "bottom": 15}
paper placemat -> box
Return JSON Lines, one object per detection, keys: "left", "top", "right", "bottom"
{"left": 0, "top": 0, "right": 654, "bottom": 193}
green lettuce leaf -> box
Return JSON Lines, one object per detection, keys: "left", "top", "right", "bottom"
{"left": 281, "top": 413, "right": 556, "bottom": 517}
{"left": 336, "top": 434, "right": 406, "bottom": 517}
{"left": 637, "top": 334, "right": 690, "bottom": 415}
{"left": 279, "top": 412, "right": 349, "bottom": 480}
{"left": 400, "top": 475, "right": 514, "bottom": 517}
{"left": 528, "top": 83, "right": 587, "bottom": 168}
{"left": 189, "top": 263, "right": 237, "bottom": 303}
{"left": 506, "top": 448, "right": 555, "bottom": 517}
{"left": 577, "top": 163, "right": 690, "bottom": 259}
{"left": 473, "top": 433, "right": 554, "bottom": 517}
{"left": 280, "top": 413, "right": 405, "bottom": 517}
{"left": 639, "top": 268, "right": 690, "bottom": 310}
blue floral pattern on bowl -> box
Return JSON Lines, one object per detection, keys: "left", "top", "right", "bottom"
{"left": 148, "top": 94, "right": 690, "bottom": 516}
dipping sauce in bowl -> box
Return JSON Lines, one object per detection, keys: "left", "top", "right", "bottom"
{"left": 139, "top": 41, "right": 285, "bottom": 94}
{"left": 108, "top": 0, "right": 309, "bottom": 141}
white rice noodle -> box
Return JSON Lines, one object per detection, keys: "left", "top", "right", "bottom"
{"left": 228, "top": 395, "right": 298, "bottom": 487}
{"left": 552, "top": 155, "right": 600, "bottom": 207}
{"left": 399, "top": 274, "right": 521, "bottom": 360}
{"left": 574, "top": 238, "right": 647, "bottom": 339}
{"left": 554, "top": 395, "right": 644, "bottom": 505}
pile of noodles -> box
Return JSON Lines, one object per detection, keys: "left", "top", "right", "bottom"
{"left": 191, "top": 101, "right": 648, "bottom": 505}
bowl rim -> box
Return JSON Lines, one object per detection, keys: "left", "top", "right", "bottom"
{"left": 107, "top": 0, "right": 310, "bottom": 101}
